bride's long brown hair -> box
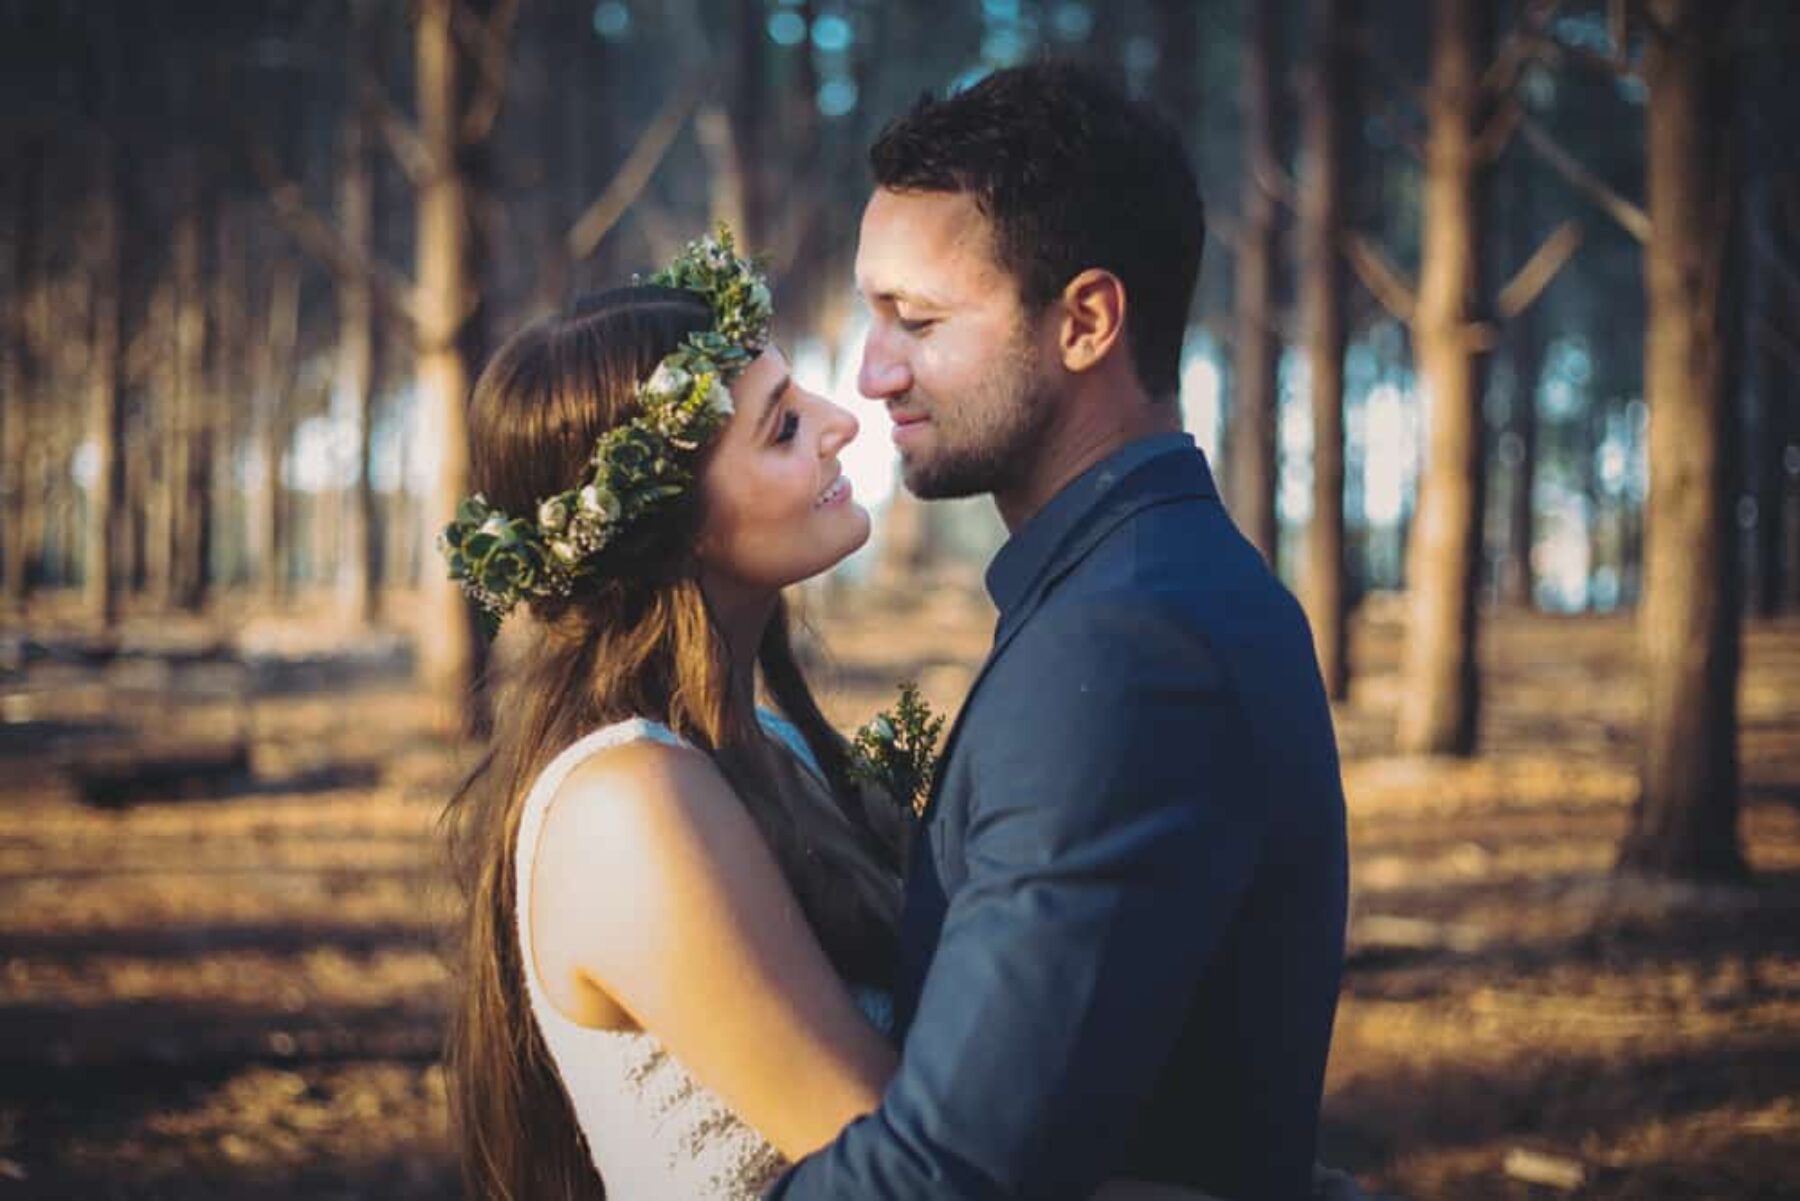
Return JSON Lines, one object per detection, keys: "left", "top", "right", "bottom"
{"left": 440, "top": 286, "right": 906, "bottom": 1201}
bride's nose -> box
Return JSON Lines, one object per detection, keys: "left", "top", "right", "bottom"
{"left": 818, "top": 396, "right": 859, "bottom": 455}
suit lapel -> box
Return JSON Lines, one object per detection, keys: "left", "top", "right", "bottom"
{"left": 916, "top": 450, "right": 1217, "bottom": 826}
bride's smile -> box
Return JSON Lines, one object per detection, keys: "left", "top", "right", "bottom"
{"left": 696, "top": 345, "right": 871, "bottom": 599}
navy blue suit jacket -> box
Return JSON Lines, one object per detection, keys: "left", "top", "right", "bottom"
{"left": 772, "top": 436, "right": 1348, "bottom": 1201}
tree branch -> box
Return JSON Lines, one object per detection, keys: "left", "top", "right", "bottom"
{"left": 457, "top": 0, "right": 521, "bottom": 146}
{"left": 365, "top": 81, "right": 435, "bottom": 188}
{"left": 564, "top": 81, "right": 702, "bottom": 262}
{"left": 634, "top": 201, "right": 687, "bottom": 266}
{"left": 242, "top": 134, "right": 422, "bottom": 340}
{"left": 1260, "top": 156, "right": 1299, "bottom": 211}
{"left": 1482, "top": 2, "right": 1557, "bottom": 101}
{"left": 1517, "top": 113, "right": 1650, "bottom": 243}
{"left": 1519, "top": 29, "right": 1640, "bottom": 85}
{"left": 1473, "top": 94, "right": 1523, "bottom": 164}
{"left": 1497, "top": 218, "right": 1584, "bottom": 319}
{"left": 1342, "top": 232, "right": 1418, "bottom": 323}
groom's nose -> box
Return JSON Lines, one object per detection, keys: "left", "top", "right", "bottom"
{"left": 858, "top": 328, "right": 911, "bottom": 401}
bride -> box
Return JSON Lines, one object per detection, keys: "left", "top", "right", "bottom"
{"left": 436, "top": 231, "right": 1274, "bottom": 1200}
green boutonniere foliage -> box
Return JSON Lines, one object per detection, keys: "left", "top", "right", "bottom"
{"left": 849, "top": 682, "right": 945, "bottom": 818}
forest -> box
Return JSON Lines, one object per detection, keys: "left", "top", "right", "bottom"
{"left": 1, "top": 1, "right": 1796, "bottom": 1197}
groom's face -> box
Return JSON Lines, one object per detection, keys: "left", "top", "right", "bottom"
{"left": 855, "top": 189, "right": 1056, "bottom": 500}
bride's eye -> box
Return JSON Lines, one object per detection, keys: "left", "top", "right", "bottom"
{"left": 774, "top": 409, "right": 801, "bottom": 444}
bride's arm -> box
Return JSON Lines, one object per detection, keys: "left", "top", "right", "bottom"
{"left": 530, "top": 739, "right": 897, "bottom": 1160}
{"left": 531, "top": 742, "right": 1246, "bottom": 1199}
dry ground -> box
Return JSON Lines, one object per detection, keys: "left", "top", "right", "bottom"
{"left": 1, "top": 589, "right": 1796, "bottom": 1199}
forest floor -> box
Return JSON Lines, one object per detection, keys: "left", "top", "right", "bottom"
{"left": 1, "top": 588, "right": 1796, "bottom": 1200}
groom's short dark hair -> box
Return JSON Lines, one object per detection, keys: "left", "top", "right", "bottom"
{"left": 869, "top": 61, "right": 1205, "bottom": 400}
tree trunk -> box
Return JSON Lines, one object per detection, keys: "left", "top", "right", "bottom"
{"left": 1750, "top": 343, "right": 1786, "bottom": 617}
{"left": 171, "top": 173, "right": 211, "bottom": 612}
{"left": 337, "top": 0, "right": 379, "bottom": 625}
{"left": 1228, "top": 0, "right": 1281, "bottom": 564}
{"left": 86, "top": 154, "right": 126, "bottom": 629}
{"left": 255, "top": 260, "right": 300, "bottom": 605}
{"left": 1299, "top": 0, "right": 1355, "bottom": 701}
{"left": 1500, "top": 145, "right": 1543, "bottom": 609}
{"left": 2, "top": 136, "right": 38, "bottom": 611}
{"left": 1618, "top": 0, "right": 1748, "bottom": 881}
{"left": 414, "top": 0, "right": 489, "bottom": 726}
{"left": 1398, "top": 0, "right": 1492, "bottom": 757}
{"left": 729, "top": 0, "right": 767, "bottom": 250}
{"left": 1501, "top": 320, "right": 1542, "bottom": 607}
{"left": 212, "top": 203, "right": 246, "bottom": 590}
{"left": 1749, "top": 161, "right": 1791, "bottom": 616}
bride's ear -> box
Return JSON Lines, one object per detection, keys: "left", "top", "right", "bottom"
{"left": 1056, "top": 269, "right": 1127, "bottom": 375}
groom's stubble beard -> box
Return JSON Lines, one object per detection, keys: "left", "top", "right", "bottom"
{"left": 899, "top": 326, "right": 1058, "bottom": 502}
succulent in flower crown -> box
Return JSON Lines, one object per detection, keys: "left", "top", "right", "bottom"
{"left": 437, "top": 225, "right": 772, "bottom": 621}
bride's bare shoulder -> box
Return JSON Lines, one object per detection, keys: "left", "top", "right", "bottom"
{"left": 540, "top": 735, "right": 745, "bottom": 860}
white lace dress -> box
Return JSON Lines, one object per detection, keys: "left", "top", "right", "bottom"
{"left": 514, "top": 715, "right": 895, "bottom": 1199}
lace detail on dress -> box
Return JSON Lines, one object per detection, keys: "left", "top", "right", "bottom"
{"left": 514, "top": 715, "right": 891, "bottom": 1199}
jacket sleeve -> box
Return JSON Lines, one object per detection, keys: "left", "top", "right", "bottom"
{"left": 768, "top": 597, "right": 1267, "bottom": 1199}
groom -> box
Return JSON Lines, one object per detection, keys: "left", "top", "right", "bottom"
{"left": 772, "top": 63, "right": 1348, "bottom": 1201}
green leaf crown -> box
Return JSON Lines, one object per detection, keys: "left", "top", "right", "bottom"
{"left": 437, "top": 225, "right": 773, "bottom": 620}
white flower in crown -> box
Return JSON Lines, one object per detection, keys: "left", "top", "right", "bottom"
{"left": 703, "top": 374, "right": 734, "bottom": 418}
{"left": 479, "top": 514, "right": 508, "bottom": 536}
{"left": 578, "top": 483, "right": 621, "bottom": 523}
{"left": 537, "top": 496, "right": 570, "bottom": 534}
{"left": 644, "top": 361, "right": 691, "bottom": 406}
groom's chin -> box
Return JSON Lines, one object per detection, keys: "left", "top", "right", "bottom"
{"left": 899, "top": 466, "right": 979, "bottom": 502}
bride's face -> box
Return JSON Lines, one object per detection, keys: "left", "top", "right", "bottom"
{"left": 695, "top": 346, "right": 870, "bottom": 596}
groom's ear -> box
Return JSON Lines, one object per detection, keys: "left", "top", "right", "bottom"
{"left": 1055, "top": 269, "right": 1127, "bottom": 375}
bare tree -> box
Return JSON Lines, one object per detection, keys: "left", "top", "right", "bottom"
{"left": 1619, "top": 0, "right": 1749, "bottom": 880}
{"left": 413, "top": 0, "right": 511, "bottom": 724}
{"left": 252, "top": 258, "right": 301, "bottom": 604}
{"left": 86, "top": 149, "right": 126, "bottom": 629}
{"left": 1342, "top": 0, "right": 1581, "bottom": 755}
{"left": 1299, "top": 0, "right": 1357, "bottom": 701}
{"left": 1396, "top": 0, "right": 1496, "bottom": 755}
{"left": 169, "top": 160, "right": 213, "bottom": 612}
{"left": 336, "top": 0, "right": 380, "bottom": 625}
{"left": 1227, "top": 0, "right": 1282, "bottom": 564}
{"left": 211, "top": 200, "right": 248, "bottom": 590}
{"left": 1498, "top": 140, "right": 1545, "bottom": 609}
{"left": 1, "top": 135, "right": 40, "bottom": 611}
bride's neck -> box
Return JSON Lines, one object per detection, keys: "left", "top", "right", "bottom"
{"left": 703, "top": 579, "right": 776, "bottom": 714}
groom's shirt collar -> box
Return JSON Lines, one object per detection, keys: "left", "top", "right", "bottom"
{"left": 984, "top": 431, "right": 1194, "bottom": 620}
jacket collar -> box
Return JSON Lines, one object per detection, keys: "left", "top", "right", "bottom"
{"left": 984, "top": 432, "right": 1198, "bottom": 619}
{"left": 916, "top": 437, "right": 1218, "bottom": 825}
{"left": 985, "top": 433, "right": 1215, "bottom": 646}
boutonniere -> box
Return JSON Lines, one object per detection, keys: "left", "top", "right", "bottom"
{"left": 848, "top": 681, "right": 945, "bottom": 818}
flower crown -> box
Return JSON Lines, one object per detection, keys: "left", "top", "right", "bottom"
{"left": 438, "top": 226, "right": 773, "bottom": 620}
